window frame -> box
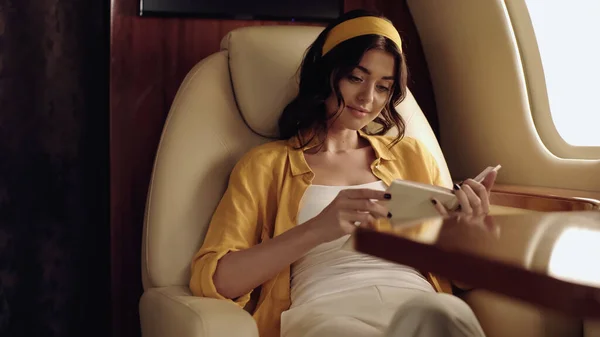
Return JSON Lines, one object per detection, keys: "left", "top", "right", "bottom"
{"left": 505, "top": 0, "right": 600, "bottom": 159}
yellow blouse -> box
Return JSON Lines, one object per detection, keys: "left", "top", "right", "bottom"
{"left": 190, "top": 131, "right": 452, "bottom": 337}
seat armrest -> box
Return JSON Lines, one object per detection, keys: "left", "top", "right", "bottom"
{"left": 140, "top": 286, "right": 258, "bottom": 337}
{"left": 490, "top": 184, "right": 600, "bottom": 212}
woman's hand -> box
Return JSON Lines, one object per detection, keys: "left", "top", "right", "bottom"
{"left": 432, "top": 170, "right": 498, "bottom": 217}
{"left": 305, "top": 188, "right": 391, "bottom": 244}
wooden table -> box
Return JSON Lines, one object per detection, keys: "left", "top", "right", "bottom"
{"left": 352, "top": 211, "right": 600, "bottom": 319}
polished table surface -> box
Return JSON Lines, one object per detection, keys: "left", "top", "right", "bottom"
{"left": 350, "top": 211, "right": 600, "bottom": 318}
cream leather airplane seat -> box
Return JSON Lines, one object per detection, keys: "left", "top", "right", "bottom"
{"left": 139, "top": 25, "right": 581, "bottom": 337}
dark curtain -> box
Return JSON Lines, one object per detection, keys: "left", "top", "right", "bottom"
{"left": 0, "top": 0, "right": 110, "bottom": 336}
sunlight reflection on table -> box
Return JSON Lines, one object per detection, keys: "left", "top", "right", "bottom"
{"left": 548, "top": 227, "right": 600, "bottom": 287}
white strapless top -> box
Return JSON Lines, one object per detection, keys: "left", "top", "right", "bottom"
{"left": 290, "top": 180, "right": 434, "bottom": 308}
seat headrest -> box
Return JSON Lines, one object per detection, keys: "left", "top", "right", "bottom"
{"left": 220, "top": 25, "right": 325, "bottom": 138}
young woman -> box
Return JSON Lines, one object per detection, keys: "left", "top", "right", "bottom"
{"left": 190, "top": 10, "right": 496, "bottom": 337}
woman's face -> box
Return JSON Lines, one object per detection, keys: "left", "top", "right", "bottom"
{"left": 325, "top": 49, "right": 396, "bottom": 131}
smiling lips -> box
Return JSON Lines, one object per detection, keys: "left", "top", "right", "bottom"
{"left": 347, "top": 105, "right": 369, "bottom": 117}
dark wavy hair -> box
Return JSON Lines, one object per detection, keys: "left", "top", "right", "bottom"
{"left": 278, "top": 10, "right": 408, "bottom": 148}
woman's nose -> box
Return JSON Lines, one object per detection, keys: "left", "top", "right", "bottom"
{"left": 357, "top": 85, "right": 375, "bottom": 103}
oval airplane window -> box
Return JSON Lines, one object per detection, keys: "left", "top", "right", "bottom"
{"left": 523, "top": 0, "right": 600, "bottom": 147}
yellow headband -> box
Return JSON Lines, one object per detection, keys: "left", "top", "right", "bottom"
{"left": 322, "top": 16, "right": 403, "bottom": 56}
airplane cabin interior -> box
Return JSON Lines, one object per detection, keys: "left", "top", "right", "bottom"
{"left": 0, "top": 0, "right": 598, "bottom": 336}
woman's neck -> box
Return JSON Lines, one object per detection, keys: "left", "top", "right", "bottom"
{"left": 317, "top": 129, "right": 365, "bottom": 153}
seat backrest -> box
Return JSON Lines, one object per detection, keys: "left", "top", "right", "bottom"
{"left": 141, "top": 25, "right": 452, "bottom": 290}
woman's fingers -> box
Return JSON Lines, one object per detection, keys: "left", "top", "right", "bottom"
{"left": 462, "top": 179, "right": 490, "bottom": 214}
{"left": 460, "top": 184, "right": 484, "bottom": 215}
{"left": 340, "top": 198, "right": 390, "bottom": 219}
{"left": 480, "top": 170, "right": 498, "bottom": 194}
{"left": 431, "top": 198, "right": 449, "bottom": 216}
{"left": 339, "top": 210, "right": 376, "bottom": 229}
{"left": 453, "top": 184, "right": 473, "bottom": 214}
{"left": 339, "top": 188, "right": 390, "bottom": 201}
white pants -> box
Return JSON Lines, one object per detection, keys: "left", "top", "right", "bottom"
{"left": 280, "top": 286, "right": 486, "bottom": 337}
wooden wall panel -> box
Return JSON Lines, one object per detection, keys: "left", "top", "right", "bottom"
{"left": 109, "top": 1, "right": 438, "bottom": 337}
{"left": 380, "top": 1, "right": 441, "bottom": 137}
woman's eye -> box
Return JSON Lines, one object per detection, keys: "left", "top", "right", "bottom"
{"left": 377, "top": 85, "right": 390, "bottom": 92}
{"left": 348, "top": 75, "right": 362, "bottom": 83}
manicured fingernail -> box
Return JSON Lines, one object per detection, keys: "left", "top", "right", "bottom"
{"left": 431, "top": 199, "right": 437, "bottom": 205}
{"left": 387, "top": 212, "right": 392, "bottom": 218}
{"left": 384, "top": 193, "right": 391, "bottom": 199}
{"left": 453, "top": 183, "right": 461, "bottom": 190}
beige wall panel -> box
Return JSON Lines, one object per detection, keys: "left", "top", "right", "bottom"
{"left": 407, "top": 0, "right": 600, "bottom": 192}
